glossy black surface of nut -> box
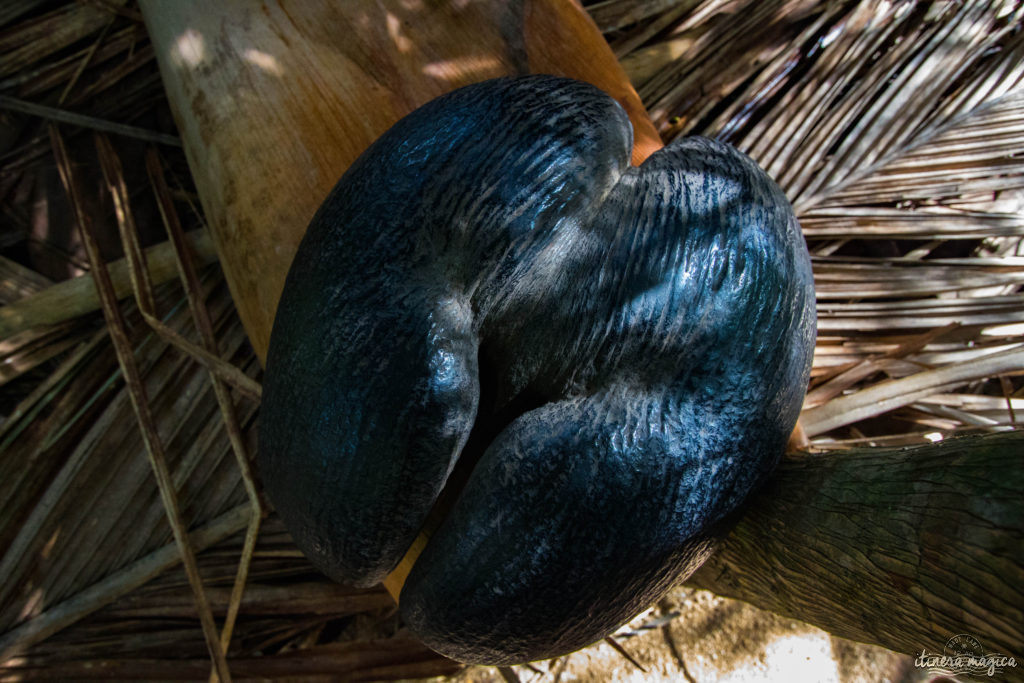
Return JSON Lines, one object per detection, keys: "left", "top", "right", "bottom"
{"left": 259, "top": 75, "right": 816, "bottom": 665}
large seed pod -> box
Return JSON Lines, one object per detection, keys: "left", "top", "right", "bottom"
{"left": 259, "top": 75, "right": 816, "bottom": 665}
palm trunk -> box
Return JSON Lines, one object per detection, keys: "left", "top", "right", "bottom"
{"left": 688, "top": 430, "right": 1024, "bottom": 657}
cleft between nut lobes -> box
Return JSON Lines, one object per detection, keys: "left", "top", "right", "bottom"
{"left": 259, "top": 75, "right": 816, "bottom": 665}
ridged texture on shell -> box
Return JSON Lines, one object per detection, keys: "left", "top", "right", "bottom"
{"left": 259, "top": 75, "right": 815, "bottom": 664}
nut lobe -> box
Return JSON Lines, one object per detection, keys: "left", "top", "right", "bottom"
{"left": 260, "top": 75, "right": 633, "bottom": 587}
{"left": 400, "top": 136, "right": 815, "bottom": 665}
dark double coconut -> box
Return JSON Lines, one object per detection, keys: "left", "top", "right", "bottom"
{"left": 260, "top": 75, "right": 816, "bottom": 665}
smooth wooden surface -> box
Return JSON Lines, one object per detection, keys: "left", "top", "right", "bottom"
{"left": 140, "top": 0, "right": 662, "bottom": 363}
